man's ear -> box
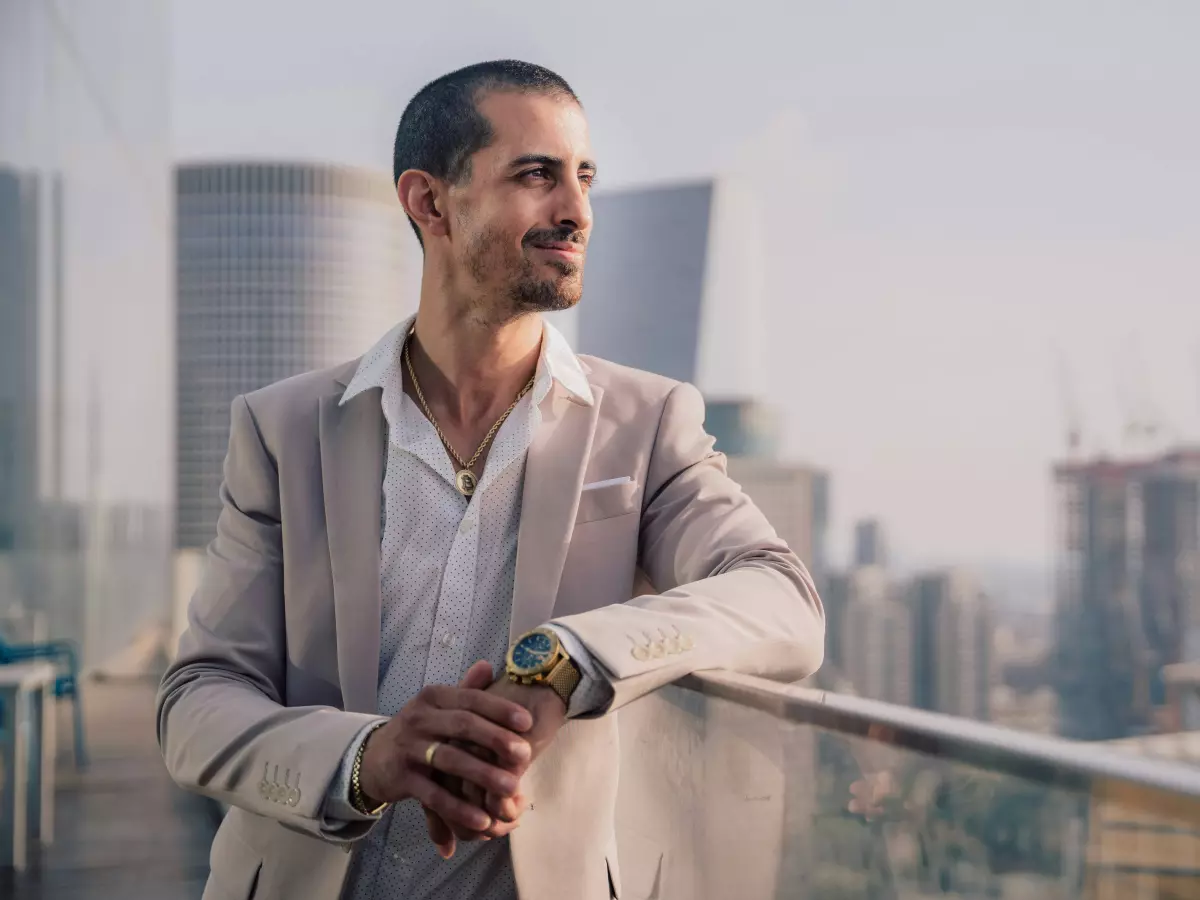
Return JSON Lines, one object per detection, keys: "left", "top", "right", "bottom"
{"left": 397, "top": 170, "right": 449, "bottom": 241}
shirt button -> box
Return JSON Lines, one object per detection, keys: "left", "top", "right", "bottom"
{"left": 441, "top": 632, "right": 456, "bottom": 648}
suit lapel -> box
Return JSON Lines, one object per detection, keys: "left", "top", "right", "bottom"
{"left": 319, "top": 389, "right": 385, "bottom": 714}
{"left": 510, "top": 384, "right": 603, "bottom": 642}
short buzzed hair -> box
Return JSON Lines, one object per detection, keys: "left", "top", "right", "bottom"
{"left": 393, "top": 60, "right": 580, "bottom": 245}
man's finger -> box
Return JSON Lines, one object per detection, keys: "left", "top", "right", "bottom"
{"left": 459, "top": 660, "right": 494, "bottom": 691}
{"left": 407, "top": 771, "right": 492, "bottom": 834}
{"left": 417, "top": 740, "right": 520, "bottom": 797}
{"left": 421, "top": 684, "right": 533, "bottom": 733}
{"left": 486, "top": 791, "right": 525, "bottom": 824}
{"left": 411, "top": 707, "right": 531, "bottom": 766}
{"left": 424, "top": 807, "right": 457, "bottom": 859}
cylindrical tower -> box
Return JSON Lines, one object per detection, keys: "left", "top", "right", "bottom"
{"left": 175, "top": 161, "right": 415, "bottom": 549}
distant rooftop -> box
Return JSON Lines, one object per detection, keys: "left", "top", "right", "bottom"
{"left": 1053, "top": 445, "right": 1200, "bottom": 479}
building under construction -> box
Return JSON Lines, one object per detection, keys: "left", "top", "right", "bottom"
{"left": 1054, "top": 448, "right": 1200, "bottom": 740}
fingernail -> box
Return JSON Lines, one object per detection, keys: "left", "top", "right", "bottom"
{"left": 510, "top": 741, "right": 531, "bottom": 760}
{"left": 474, "top": 813, "right": 492, "bottom": 830}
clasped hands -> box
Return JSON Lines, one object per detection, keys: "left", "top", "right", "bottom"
{"left": 357, "top": 659, "right": 566, "bottom": 859}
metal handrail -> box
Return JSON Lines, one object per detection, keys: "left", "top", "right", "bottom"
{"left": 680, "top": 670, "right": 1200, "bottom": 800}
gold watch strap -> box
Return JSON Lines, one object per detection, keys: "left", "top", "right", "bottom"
{"left": 546, "top": 656, "right": 582, "bottom": 707}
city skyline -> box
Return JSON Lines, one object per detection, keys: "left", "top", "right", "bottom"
{"left": 170, "top": 0, "right": 1200, "bottom": 568}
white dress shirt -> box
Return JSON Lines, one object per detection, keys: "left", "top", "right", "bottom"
{"left": 323, "top": 315, "right": 612, "bottom": 900}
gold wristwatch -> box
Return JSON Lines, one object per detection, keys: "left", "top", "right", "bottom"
{"left": 505, "top": 627, "right": 582, "bottom": 707}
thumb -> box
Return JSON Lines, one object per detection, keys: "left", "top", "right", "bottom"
{"left": 424, "top": 807, "right": 457, "bottom": 859}
{"left": 460, "top": 659, "right": 494, "bottom": 690}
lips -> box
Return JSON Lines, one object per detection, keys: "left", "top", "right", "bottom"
{"left": 530, "top": 241, "right": 583, "bottom": 255}
{"left": 530, "top": 242, "right": 584, "bottom": 267}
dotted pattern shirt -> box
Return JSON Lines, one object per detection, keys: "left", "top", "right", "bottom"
{"left": 324, "top": 315, "right": 608, "bottom": 900}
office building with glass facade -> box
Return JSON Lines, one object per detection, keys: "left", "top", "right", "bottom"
{"left": 175, "top": 161, "right": 415, "bottom": 549}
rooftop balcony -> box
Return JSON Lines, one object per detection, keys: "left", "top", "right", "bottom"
{"left": 5, "top": 668, "right": 1200, "bottom": 899}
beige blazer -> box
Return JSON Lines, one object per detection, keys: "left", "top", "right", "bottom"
{"left": 156, "top": 352, "right": 824, "bottom": 900}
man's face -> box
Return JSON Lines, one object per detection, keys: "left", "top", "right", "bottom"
{"left": 447, "top": 91, "right": 595, "bottom": 318}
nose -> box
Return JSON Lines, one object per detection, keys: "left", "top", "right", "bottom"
{"left": 554, "top": 177, "right": 592, "bottom": 236}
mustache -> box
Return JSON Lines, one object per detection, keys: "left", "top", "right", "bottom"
{"left": 523, "top": 226, "right": 586, "bottom": 248}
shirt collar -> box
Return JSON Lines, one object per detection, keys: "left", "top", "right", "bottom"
{"left": 340, "top": 312, "right": 594, "bottom": 409}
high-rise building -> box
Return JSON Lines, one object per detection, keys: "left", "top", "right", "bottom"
{"left": 1054, "top": 449, "right": 1200, "bottom": 740}
{"left": 853, "top": 518, "right": 888, "bottom": 569}
{"left": 175, "top": 162, "right": 416, "bottom": 550}
{"left": 578, "top": 181, "right": 713, "bottom": 383}
{"left": 1139, "top": 451, "right": 1200, "bottom": 697}
{"left": 821, "top": 572, "right": 850, "bottom": 671}
{"left": 840, "top": 565, "right": 913, "bottom": 706}
{"left": 1, "top": 0, "right": 173, "bottom": 668}
{"left": 726, "top": 458, "right": 825, "bottom": 568}
{"left": 579, "top": 177, "right": 827, "bottom": 570}
{"left": 579, "top": 176, "right": 767, "bottom": 405}
{"left": 909, "top": 569, "right": 992, "bottom": 720}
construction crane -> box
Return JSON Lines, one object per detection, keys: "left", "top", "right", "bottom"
{"left": 1054, "top": 348, "right": 1083, "bottom": 459}
{"left": 1116, "top": 335, "right": 1170, "bottom": 455}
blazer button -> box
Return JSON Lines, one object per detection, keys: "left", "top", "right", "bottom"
{"left": 651, "top": 641, "right": 665, "bottom": 658}
{"left": 681, "top": 635, "right": 695, "bottom": 651}
{"left": 631, "top": 645, "right": 650, "bottom": 661}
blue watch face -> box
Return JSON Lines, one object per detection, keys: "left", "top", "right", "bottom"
{"left": 512, "top": 631, "right": 554, "bottom": 670}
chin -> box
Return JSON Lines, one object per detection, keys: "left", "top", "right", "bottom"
{"left": 513, "top": 282, "right": 581, "bottom": 313}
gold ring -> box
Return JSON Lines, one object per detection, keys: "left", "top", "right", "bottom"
{"left": 424, "top": 741, "right": 442, "bottom": 768}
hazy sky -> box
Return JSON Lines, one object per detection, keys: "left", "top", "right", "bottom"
{"left": 172, "top": 0, "right": 1200, "bottom": 570}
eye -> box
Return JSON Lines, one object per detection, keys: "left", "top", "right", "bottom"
{"left": 579, "top": 172, "right": 597, "bottom": 189}
{"left": 521, "top": 167, "right": 550, "bottom": 182}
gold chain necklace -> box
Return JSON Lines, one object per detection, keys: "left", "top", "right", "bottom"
{"left": 403, "top": 330, "right": 535, "bottom": 496}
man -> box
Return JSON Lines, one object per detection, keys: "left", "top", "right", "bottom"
{"left": 157, "top": 60, "right": 824, "bottom": 900}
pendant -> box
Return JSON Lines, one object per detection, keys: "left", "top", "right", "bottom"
{"left": 455, "top": 469, "right": 478, "bottom": 496}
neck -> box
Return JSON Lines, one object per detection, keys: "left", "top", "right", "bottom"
{"left": 408, "top": 281, "right": 542, "bottom": 428}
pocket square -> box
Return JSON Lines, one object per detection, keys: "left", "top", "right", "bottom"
{"left": 581, "top": 476, "right": 633, "bottom": 492}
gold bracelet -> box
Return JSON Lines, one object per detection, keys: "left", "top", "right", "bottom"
{"left": 350, "top": 724, "right": 388, "bottom": 816}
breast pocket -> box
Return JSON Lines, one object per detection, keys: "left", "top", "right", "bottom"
{"left": 576, "top": 479, "right": 639, "bottom": 525}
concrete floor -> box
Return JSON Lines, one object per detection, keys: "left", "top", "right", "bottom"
{"left": 2, "top": 677, "right": 216, "bottom": 900}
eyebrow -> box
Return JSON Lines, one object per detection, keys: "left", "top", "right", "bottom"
{"left": 509, "top": 154, "right": 598, "bottom": 175}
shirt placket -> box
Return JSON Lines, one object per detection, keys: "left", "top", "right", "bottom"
{"left": 423, "top": 496, "right": 480, "bottom": 685}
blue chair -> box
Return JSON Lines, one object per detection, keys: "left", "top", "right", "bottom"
{"left": 0, "top": 636, "right": 87, "bottom": 768}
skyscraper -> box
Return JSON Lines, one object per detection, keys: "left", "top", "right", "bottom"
{"left": 578, "top": 181, "right": 713, "bottom": 384}
{"left": 578, "top": 177, "right": 826, "bottom": 567}
{"left": 175, "top": 161, "right": 416, "bottom": 549}
{"left": 1054, "top": 449, "right": 1200, "bottom": 740}
{"left": 840, "top": 565, "right": 913, "bottom": 706}
{"left": 579, "top": 176, "right": 768, "bottom": 405}
{"left": 909, "top": 569, "right": 992, "bottom": 720}
{"left": 1139, "top": 451, "right": 1200, "bottom": 697}
{"left": 853, "top": 518, "right": 888, "bottom": 569}
{"left": 725, "top": 457, "right": 826, "bottom": 572}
